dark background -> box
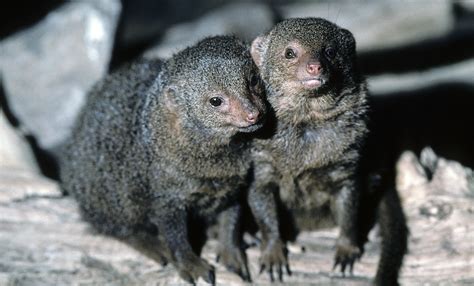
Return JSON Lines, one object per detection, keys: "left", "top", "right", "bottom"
{"left": 1, "top": 0, "right": 473, "bottom": 177}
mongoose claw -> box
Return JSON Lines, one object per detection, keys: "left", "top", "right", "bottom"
{"left": 333, "top": 237, "right": 361, "bottom": 275}
{"left": 258, "top": 239, "right": 291, "bottom": 282}
{"left": 177, "top": 257, "right": 215, "bottom": 285}
{"left": 178, "top": 270, "right": 195, "bottom": 285}
{"left": 216, "top": 245, "right": 251, "bottom": 282}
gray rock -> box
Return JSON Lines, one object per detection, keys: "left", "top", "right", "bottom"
{"left": 0, "top": 111, "right": 38, "bottom": 172}
{"left": 0, "top": 112, "right": 61, "bottom": 205}
{"left": 0, "top": 0, "right": 121, "bottom": 149}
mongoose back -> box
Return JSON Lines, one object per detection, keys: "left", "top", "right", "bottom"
{"left": 60, "top": 36, "right": 267, "bottom": 285}
{"left": 229, "top": 18, "right": 406, "bottom": 285}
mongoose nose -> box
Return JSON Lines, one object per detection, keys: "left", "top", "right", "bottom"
{"left": 246, "top": 111, "right": 260, "bottom": 124}
{"left": 307, "top": 62, "right": 323, "bottom": 76}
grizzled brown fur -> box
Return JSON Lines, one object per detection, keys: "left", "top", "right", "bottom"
{"left": 248, "top": 16, "right": 368, "bottom": 279}
{"left": 60, "top": 36, "right": 267, "bottom": 285}
{"left": 219, "top": 18, "right": 406, "bottom": 285}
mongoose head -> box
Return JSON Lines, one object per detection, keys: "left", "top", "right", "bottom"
{"left": 251, "top": 18, "right": 362, "bottom": 118}
{"left": 160, "top": 36, "right": 267, "bottom": 137}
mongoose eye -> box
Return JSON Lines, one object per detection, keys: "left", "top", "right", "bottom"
{"left": 209, "top": 97, "right": 223, "bottom": 107}
{"left": 250, "top": 73, "right": 260, "bottom": 87}
{"left": 285, "top": 48, "right": 296, "bottom": 59}
{"left": 325, "top": 47, "right": 336, "bottom": 59}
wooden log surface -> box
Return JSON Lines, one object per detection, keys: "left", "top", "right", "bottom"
{"left": 1, "top": 148, "right": 473, "bottom": 285}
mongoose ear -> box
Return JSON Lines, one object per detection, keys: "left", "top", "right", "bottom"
{"left": 251, "top": 36, "right": 268, "bottom": 68}
{"left": 163, "top": 86, "right": 178, "bottom": 111}
{"left": 163, "top": 86, "right": 182, "bottom": 132}
{"left": 339, "top": 28, "right": 356, "bottom": 53}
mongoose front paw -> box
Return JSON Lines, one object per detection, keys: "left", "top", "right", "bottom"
{"left": 333, "top": 236, "right": 361, "bottom": 275}
{"left": 176, "top": 256, "right": 215, "bottom": 285}
{"left": 259, "top": 239, "right": 291, "bottom": 282}
{"left": 216, "top": 244, "right": 251, "bottom": 282}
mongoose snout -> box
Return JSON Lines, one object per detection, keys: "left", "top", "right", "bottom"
{"left": 294, "top": 51, "right": 330, "bottom": 91}
{"left": 226, "top": 73, "right": 267, "bottom": 132}
{"left": 245, "top": 110, "right": 259, "bottom": 124}
{"left": 306, "top": 61, "right": 323, "bottom": 76}
{"left": 220, "top": 93, "right": 265, "bottom": 131}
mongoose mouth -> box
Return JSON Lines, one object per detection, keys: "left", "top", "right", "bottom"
{"left": 301, "top": 77, "right": 325, "bottom": 89}
{"left": 237, "top": 121, "right": 264, "bottom": 133}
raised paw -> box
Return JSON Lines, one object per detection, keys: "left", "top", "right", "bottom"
{"left": 216, "top": 244, "right": 251, "bottom": 282}
{"left": 176, "top": 256, "right": 215, "bottom": 285}
{"left": 259, "top": 239, "right": 291, "bottom": 282}
{"left": 333, "top": 236, "right": 361, "bottom": 275}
